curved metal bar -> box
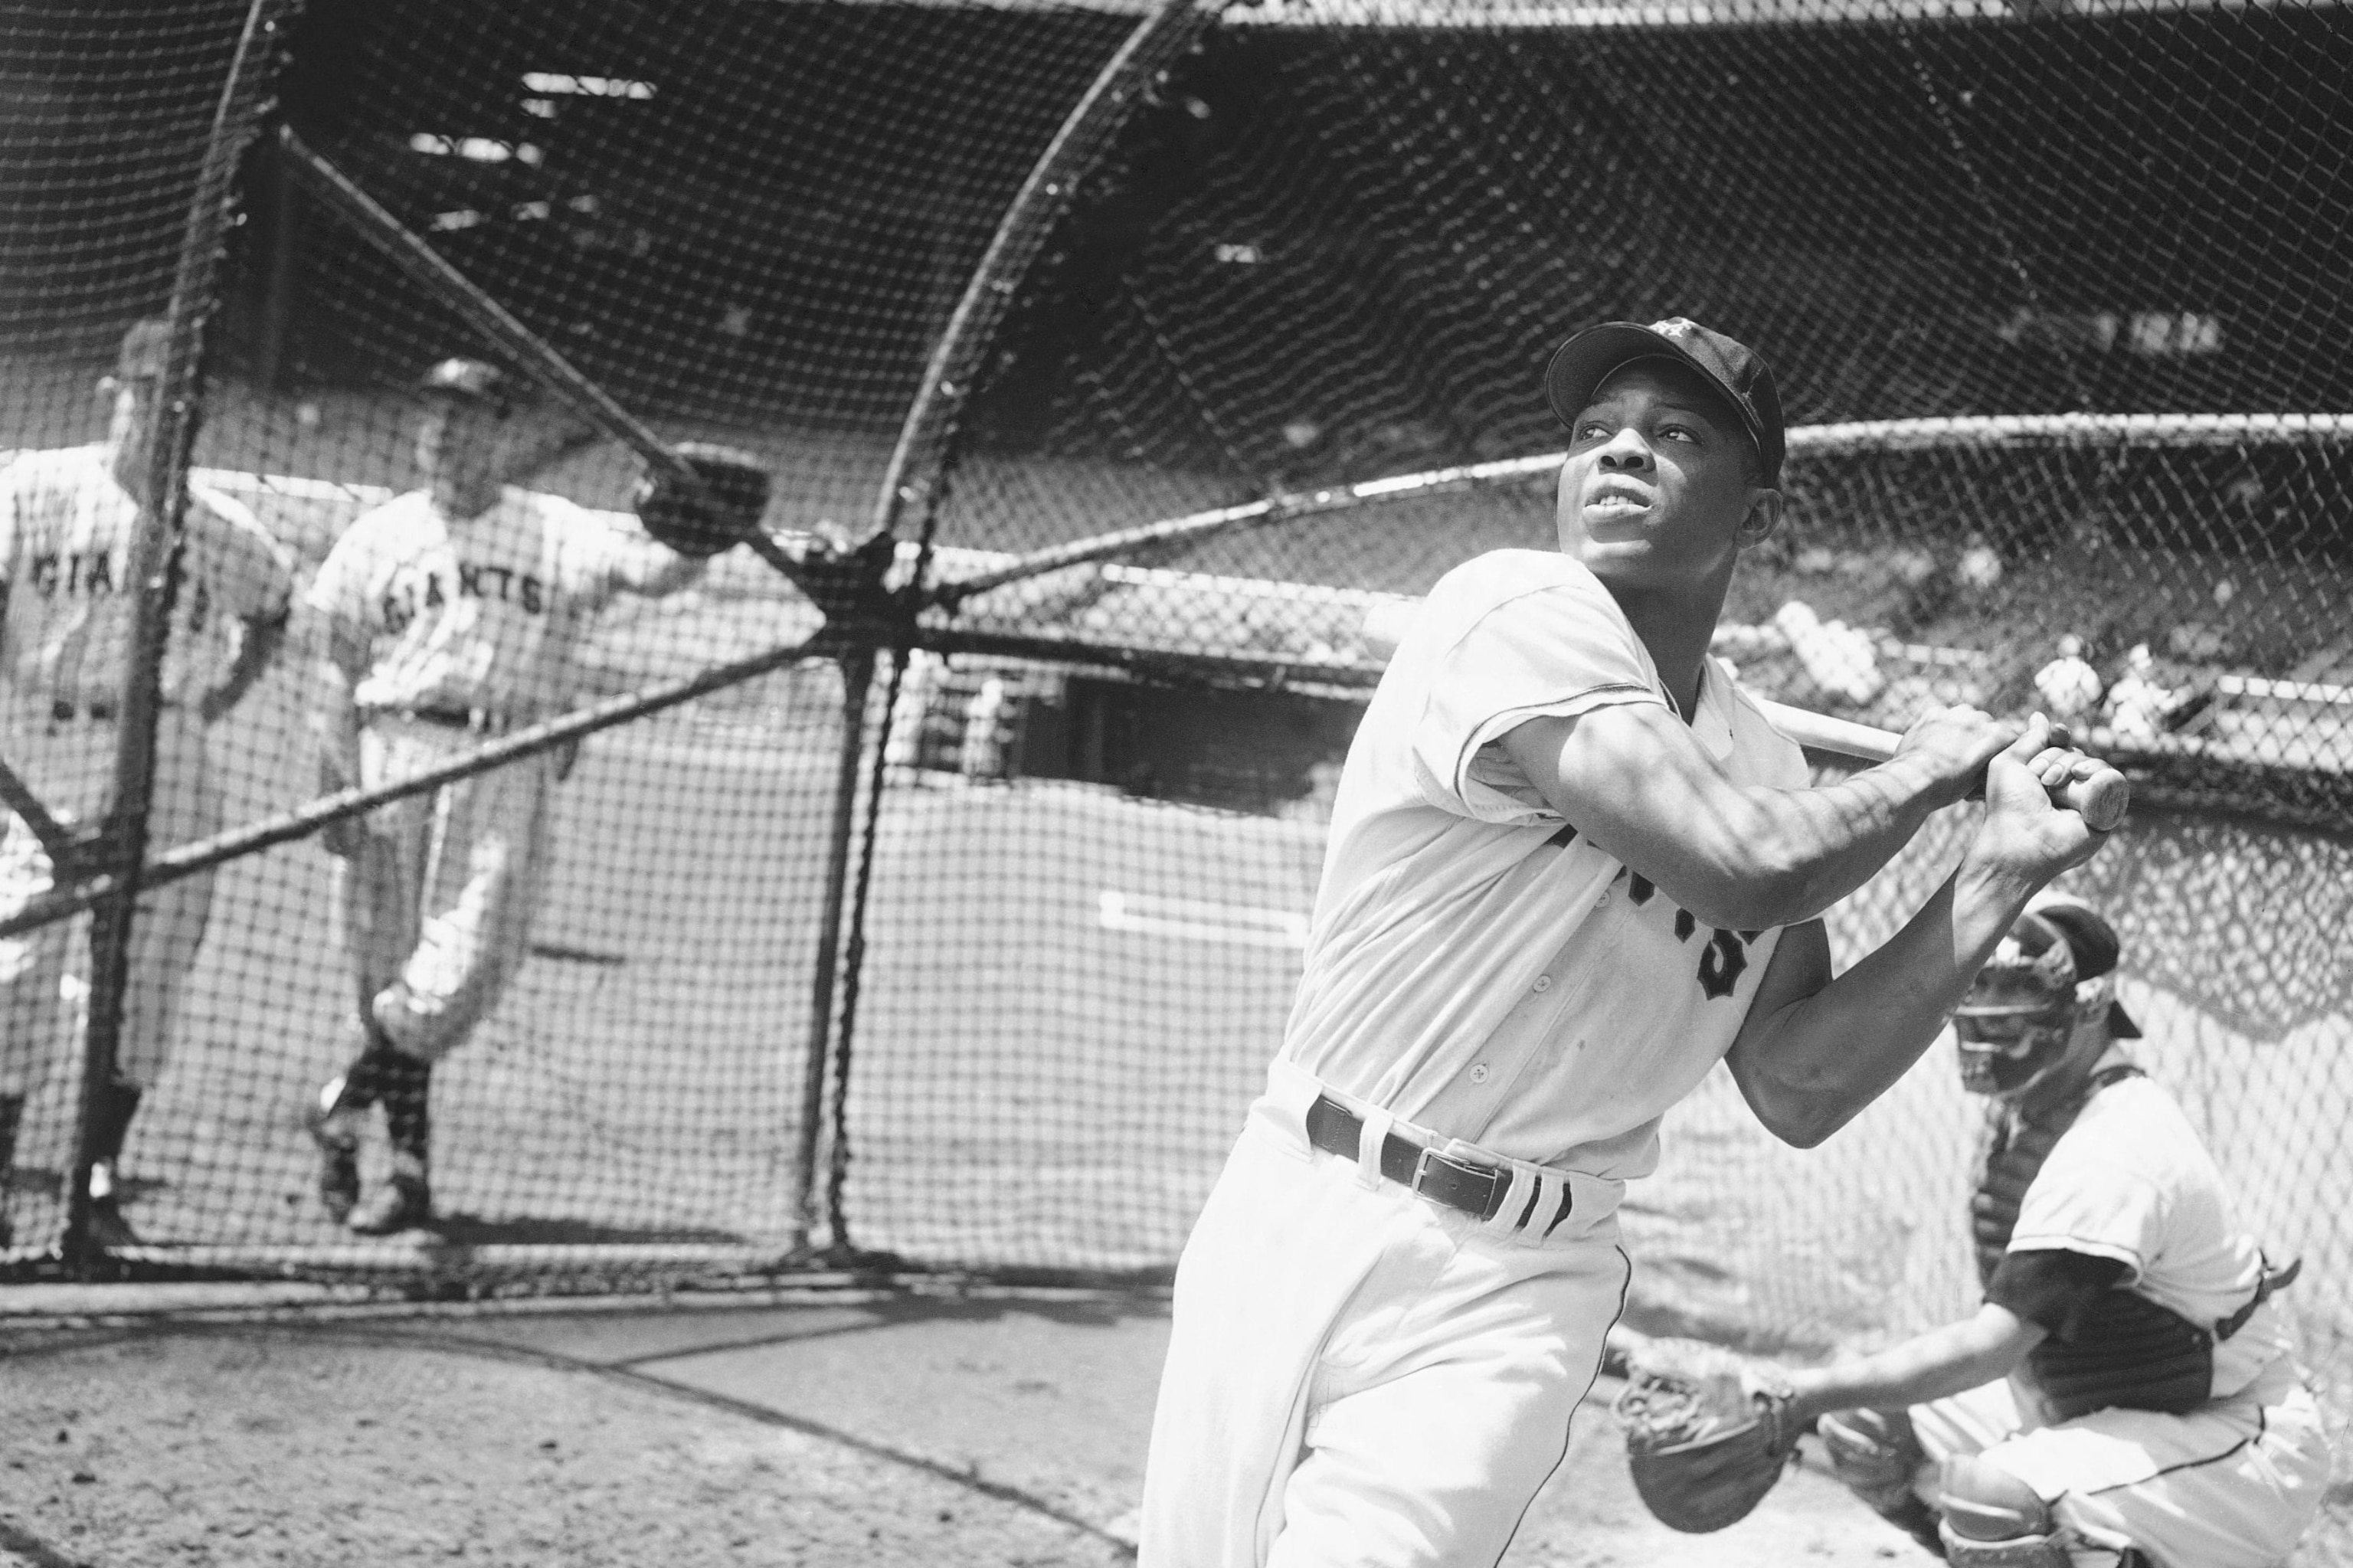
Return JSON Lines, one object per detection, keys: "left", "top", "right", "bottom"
{"left": 866, "top": 0, "right": 1227, "bottom": 552}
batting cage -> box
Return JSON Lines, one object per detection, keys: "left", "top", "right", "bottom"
{"left": 2, "top": 0, "right": 2348, "bottom": 1550}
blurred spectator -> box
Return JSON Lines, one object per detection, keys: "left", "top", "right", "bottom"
{"left": 2031, "top": 635, "right": 2103, "bottom": 726}
{"left": 2102, "top": 643, "right": 2175, "bottom": 740}
{"left": 1774, "top": 598, "right": 1886, "bottom": 706}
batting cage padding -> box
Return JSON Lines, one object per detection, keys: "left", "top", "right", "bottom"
{"left": 4, "top": 0, "right": 2352, "bottom": 1547}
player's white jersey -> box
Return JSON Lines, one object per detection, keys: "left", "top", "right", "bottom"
{"left": 2009, "top": 1062, "right": 2293, "bottom": 1401}
{"left": 0, "top": 446, "right": 292, "bottom": 716}
{"left": 1282, "top": 548, "right": 1810, "bottom": 1179}
{"left": 306, "top": 486, "right": 640, "bottom": 723}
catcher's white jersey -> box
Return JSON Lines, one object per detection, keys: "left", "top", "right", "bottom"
{"left": 1284, "top": 548, "right": 1808, "bottom": 1178}
{"left": 305, "top": 486, "right": 640, "bottom": 723}
{"left": 1913, "top": 1062, "right": 2330, "bottom": 1566}
{"left": 2007, "top": 1061, "right": 2292, "bottom": 1405}
{"left": 0, "top": 446, "right": 290, "bottom": 717}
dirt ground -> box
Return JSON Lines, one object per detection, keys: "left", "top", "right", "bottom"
{"left": 0, "top": 1297, "right": 1920, "bottom": 1568}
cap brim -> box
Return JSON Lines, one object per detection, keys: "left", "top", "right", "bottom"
{"left": 1543, "top": 322, "right": 1773, "bottom": 480}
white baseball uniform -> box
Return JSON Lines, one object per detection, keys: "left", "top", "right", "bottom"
{"left": 0, "top": 445, "right": 293, "bottom": 1094}
{"left": 1141, "top": 548, "right": 1809, "bottom": 1566}
{"left": 305, "top": 484, "right": 646, "bottom": 1062}
{"left": 1909, "top": 1056, "right": 2332, "bottom": 1566}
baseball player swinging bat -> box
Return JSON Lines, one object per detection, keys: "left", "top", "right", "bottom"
{"left": 278, "top": 126, "right": 798, "bottom": 586}
{"left": 1359, "top": 601, "right": 2130, "bottom": 830}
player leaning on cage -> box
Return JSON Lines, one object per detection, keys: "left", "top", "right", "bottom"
{"left": 1137, "top": 318, "right": 2123, "bottom": 1566}
{"left": 0, "top": 319, "right": 295, "bottom": 1249}
{"left": 1773, "top": 894, "right": 2332, "bottom": 1568}
{"left": 302, "top": 356, "right": 764, "bottom": 1236}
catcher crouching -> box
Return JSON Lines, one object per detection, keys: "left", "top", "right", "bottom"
{"left": 1618, "top": 895, "right": 2332, "bottom": 1566}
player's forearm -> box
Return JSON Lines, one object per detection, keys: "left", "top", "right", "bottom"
{"left": 1514, "top": 709, "right": 1973, "bottom": 932}
{"left": 1784, "top": 1305, "right": 2042, "bottom": 1425}
{"left": 308, "top": 657, "right": 362, "bottom": 784}
{"left": 201, "top": 613, "right": 284, "bottom": 722}
{"left": 1723, "top": 750, "right": 1969, "bottom": 927}
{"left": 1730, "top": 861, "right": 2040, "bottom": 1143}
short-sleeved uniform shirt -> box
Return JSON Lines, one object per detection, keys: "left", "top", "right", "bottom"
{"left": 0, "top": 446, "right": 293, "bottom": 716}
{"left": 1280, "top": 548, "right": 1810, "bottom": 1180}
{"left": 1992, "top": 1056, "right": 2290, "bottom": 1403}
{"left": 306, "top": 486, "right": 643, "bottom": 724}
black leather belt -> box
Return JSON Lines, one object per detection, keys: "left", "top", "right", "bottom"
{"left": 400, "top": 705, "right": 504, "bottom": 732}
{"left": 1304, "top": 1094, "right": 1512, "bottom": 1222}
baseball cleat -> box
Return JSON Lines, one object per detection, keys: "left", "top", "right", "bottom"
{"left": 345, "top": 1173, "right": 432, "bottom": 1236}
{"left": 306, "top": 1075, "right": 362, "bottom": 1223}
{"left": 87, "top": 1193, "right": 141, "bottom": 1250}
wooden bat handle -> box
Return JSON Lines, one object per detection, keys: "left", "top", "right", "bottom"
{"left": 1760, "top": 699, "right": 2130, "bottom": 830}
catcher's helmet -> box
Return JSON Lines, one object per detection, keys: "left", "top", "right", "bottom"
{"left": 417, "top": 356, "right": 515, "bottom": 411}
{"left": 1954, "top": 894, "right": 2139, "bottom": 1098}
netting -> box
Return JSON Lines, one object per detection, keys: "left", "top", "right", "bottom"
{"left": 2, "top": 0, "right": 2350, "bottom": 1550}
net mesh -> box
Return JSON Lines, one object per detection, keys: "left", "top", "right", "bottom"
{"left": 2, "top": 0, "right": 2348, "bottom": 1550}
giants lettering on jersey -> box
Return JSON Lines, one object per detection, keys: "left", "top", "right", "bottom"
{"left": 28, "top": 550, "right": 116, "bottom": 597}
{"left": 1544, "top": 823, "right": 1754, "bottom": 999}
{"left": 380, "top": 561, "right": 547, "bottom": 633}
{"left": 29, "top": 550, "right": 214, "bottom": 628}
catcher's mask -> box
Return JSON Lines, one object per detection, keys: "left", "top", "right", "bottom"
{"left": 1954, "top": 895, "right": 2139, "bottom": 1099}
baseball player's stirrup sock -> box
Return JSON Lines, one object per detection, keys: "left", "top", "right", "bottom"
{"left": 348, "top": 1055, "right": 432, "bottom": 1235}
{"left": 86, "top": 1079, "right": 143, "bottom": 1247}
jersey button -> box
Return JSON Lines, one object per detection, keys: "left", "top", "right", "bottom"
{"left": 1470, "top": 1063, "right": 1491, "bottom": 1085}
{"left": 1532, "top": 975, "right": 1552, "bottom": 994}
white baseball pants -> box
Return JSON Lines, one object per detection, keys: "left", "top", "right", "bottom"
{"left": 334, "top": 716, "right": 555, "bottom": 1063}
{"left": 1910, "top": 1352, "right": 2333, "bottom": 1566}
{"left": 0, "top": 707, "right": 218, "bottom": 1095}
{"left": 1141, "top": 1060, "right": 1631, "bottom": 1568}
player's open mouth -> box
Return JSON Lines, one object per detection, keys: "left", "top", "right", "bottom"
{"left": 1584, "top": 486, "right": 1651, "bottom": 519}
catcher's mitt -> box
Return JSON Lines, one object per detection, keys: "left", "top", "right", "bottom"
{"left": 1613, "top": 1337, "right": 1802, "bottom": 1533}
{"left": 633, "top": 442, "right": 771, "bottom": 558}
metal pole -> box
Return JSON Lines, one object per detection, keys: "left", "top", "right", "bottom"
{"left": 793, "top": 647, "right": 877, "bottom": 1245}
{"left": 66, "top": 0, "right": 301, "bottom": 1272}
{"left": 787, "top": 0, "right": 1228, "bottom": 1268}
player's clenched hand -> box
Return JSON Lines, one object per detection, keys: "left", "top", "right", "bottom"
{"left": 316, "top": 752, "right": 365, "bottom": 859}
{"left": 1963, "top": 715, "right": 2108, "bottom": 882}
{"left": 1890, "top": 704, "right": 2017, "bottom": 808}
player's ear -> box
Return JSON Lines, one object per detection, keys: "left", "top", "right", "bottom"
{"left": 1736, "top": 486, "right": 1783, "bottom": 549}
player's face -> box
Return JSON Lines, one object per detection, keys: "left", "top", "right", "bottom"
{"left": 1555, "top": 360, "right": 1775, "bottom": 595}
{"left": 1953, "top": 1007, "right": 2076, "bottom": 1098}
{"left": 417, "top": 397, "right": 503, "bottom": 505}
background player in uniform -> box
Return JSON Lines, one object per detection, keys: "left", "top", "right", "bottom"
{"left": 1138, "top": 318, "right": 2117, "bottom": 1566}
{"left": 0, "top": 318, "right": 294, "bottom": 1247}
{"left": 1790, "top": 894, "right": 2330, "bottom": 1566}
{"left": 302, "top": 356, "right": 722, "bottom": 1236}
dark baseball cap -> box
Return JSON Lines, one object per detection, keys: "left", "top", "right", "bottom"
{"left": 418, "top": 357, "right": 514, "bottom": 410}
{"left": 1958, "top": 895, "right": 2142, "bottom": 1039}
{"left": 1544, "top": 317, "right": 1785, "bottom": 486}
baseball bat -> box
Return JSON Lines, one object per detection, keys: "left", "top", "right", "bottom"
{"left": 1758, "top": 700, "right": 2129, "bottom": 830}
{"left": 1358, "top": 601, "right": 2130, "bottom": 830}
{"left": 279, "top": 126, "right": 813, "bottom": 594}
